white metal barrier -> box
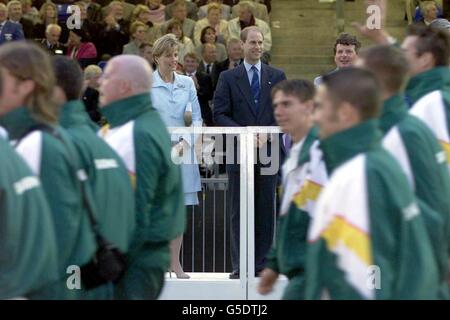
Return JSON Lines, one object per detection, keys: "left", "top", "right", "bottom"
{"left": 159, "top": 127, "right": 288, "bottom": 300}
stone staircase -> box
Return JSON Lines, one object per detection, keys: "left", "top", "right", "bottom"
{"left": 269, "top": 0, "right": 409, "bottom": 81}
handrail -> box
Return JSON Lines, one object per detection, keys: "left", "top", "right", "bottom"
{"left": 167, "top": 126, "right": 281, "bottom": 134}
{"left": 166, "top": 126, "right": 282, "bottom": 298}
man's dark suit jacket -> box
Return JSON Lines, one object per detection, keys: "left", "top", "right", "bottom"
{"left": 444, "top": 0, "right": 450, "bottom": 19}
{"left": 213, "top": 62, "right": 286, "bottom": 128}
{"left": 14, "top": 18, "right": 34, "bottom": 39}
{"left": 97, "top": 19, "right": 130, "bottom": 57}
{"left": 193, "top": 70, "right": 214, "bottom": 126}
{"left": 82, "top": 87, "right": 102, "bottom": 124}
{"left": 213, "top": 61, "right": 286, "bottom": 273}
{"left": 197, "top": 60, "right": 215, "bottom": 76}
{"left": 210, "top": 58, "right": 243, "bottom": 89}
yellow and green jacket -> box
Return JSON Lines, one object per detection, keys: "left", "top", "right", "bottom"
{"left": 406, "top": 67, "right": 450, "bottom": 172}
{"left": 306, "top": 120, "right": 439, "bottom": 300}
{"left": 100, "top": 93, "right": 186, "bottom": 299}
{"left": 380, "top": 95, "right": 450, "bottom": 299}
{"left": 266, "top": 127, "right": 327, "bottom": 297}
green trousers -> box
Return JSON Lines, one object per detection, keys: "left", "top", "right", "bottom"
{"left": 282, "top": 274, "right": 305, "bottom": 300}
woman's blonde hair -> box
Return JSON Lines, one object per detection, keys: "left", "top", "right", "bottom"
{"left": 0, "top": 42, "right": 57, "bottom": 123}
{"left": 132, "top": 4, "right": 151, "bottom": 22}
{"left": 152, "top": 33, "right": 180, "bottom": 65}
{"left": 39, "top": 2, "right": 58, "bottom": 25}
{"left": 130, "top": 21, "right": 148, "bottom": 36}
{"left": 207, "top": 2, "right": 221, "bottom": 14}
{"left": 84, "top": 65, "right": 102, "bottom": 80}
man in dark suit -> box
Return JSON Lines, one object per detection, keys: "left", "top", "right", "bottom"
{"left": 211, "top": 37, "right": 244, "bottom": 88}
{"left": 97, "top": 2, "right": 130, "bottom": 57}
{"left": 0, "top": 3, "right": 24, "bottom": 45}
{"left": 184, "top": 52, "right": 214, "bottom": 126}
{"left": 213, "top": 26, "right": 286, "bottom": 279}
{"left": 197, "top": 42, "right": 217, "bottom": 75}
{"left": 444, "top": 0, "right": 450, "bottom": 19}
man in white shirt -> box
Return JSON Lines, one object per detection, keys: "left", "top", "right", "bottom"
{"left": 313, "top": 33, "right": 361, "bottom": 86}
{"left": 258, "top": 79, "right": 327, "bottom": 299}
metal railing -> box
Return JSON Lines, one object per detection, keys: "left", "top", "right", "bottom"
{"left": 182, "top": 177, "right": 230, "bottom": 273}
{"left": 166, "top": 126, "right": 283, "bottom": 299}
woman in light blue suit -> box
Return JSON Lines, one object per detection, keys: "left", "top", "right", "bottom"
{"left": 151, "top": 34, "right": 202, "bottom": 279}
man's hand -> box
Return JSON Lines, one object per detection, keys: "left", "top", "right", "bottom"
{"left": 352, "top": 21, "right": 391, "bottom": 45}
{"left": 352, "top": 0, "right": 391, "bottom": 45}
{"left": 257, "top": 268, "right": 279, "bottom": 295}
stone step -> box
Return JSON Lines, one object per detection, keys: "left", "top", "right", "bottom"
{"left": 272, "top": 55, "right": 334, "bottom": 65}
{"left": 274, "top": 34, "right": 337, "bottom": 44}
{"left": 284, "top": 73, "right": 327, "bottom": 82}
{"left": 277, "top": 64, "right": 336, "bottom": 74}
{"left": 271, "top": 46, "right": 332, "bottom": 55}
{"left": 269, "top": 0, "right": 408, "bottom": 82}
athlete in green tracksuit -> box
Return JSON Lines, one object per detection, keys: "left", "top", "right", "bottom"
{"left": 380, "top": 95, "right": 450, "bottom": 299}
{"left": 0, "top": 43, "right": 101, "bottom": 299}
{"left": 356, "top": 13, "right": 450, "bottom": 172}
{"left": 0, "top": 136, "right": 58, "bottom": 299}
{"left": 306, "top": 68, "right": 439, "bottom": 300}
{"left": 408, "top": 68, "right": 450, "bottom": 173}
{"left": 359, "top": 45, "right": 450, "bottom": 298}
{"left": 52, "top": 57, "right": 136, "bottom": 299}
{"left": 59, "top": 100, "right": 135, "bottom": 266}
{"left": 58, "top": 100, "right": 136, "bottom": 299}
{"left": 101, "top": 93, "right": 186, "bottom": 300}
{"left": 405, "top": 66, "right": 450, "bottom": 107}
{"left": 0, "top": 106, "right": 98, "bottom": 299}
{"left": 259, "top": 80, "right": 328, "bottom": 300}
{"left": 59, "top": 100, "right": 136, "bottom": 254}
{"left": 264, "top": 127, "right": 327, "bottom": 299}
{"left": 402, "top": 28, "right": 450, "bottom": 171}
{"left": 99, "top": 55, "right": 185, "bottom": 300}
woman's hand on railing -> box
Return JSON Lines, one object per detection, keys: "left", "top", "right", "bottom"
{"left": 172, "top": 140, "right": 188, "bottom": 157}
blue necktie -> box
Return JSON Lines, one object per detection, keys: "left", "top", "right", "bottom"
{"left": 284, "top": 134, "right": 292, "bottom": 152}
{"left": 250, "top": 65, "right": 260, "bottom": 113}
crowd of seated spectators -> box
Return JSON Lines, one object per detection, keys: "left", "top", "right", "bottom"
{"left": 0, "top": 0, "right": 272, "bottom": 182}
{"left": 0, "top": 0, "right": 272, "bottom": 128}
